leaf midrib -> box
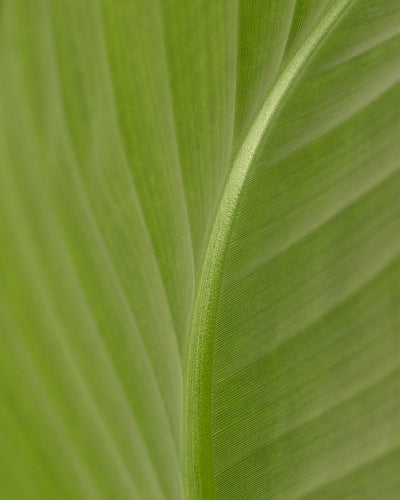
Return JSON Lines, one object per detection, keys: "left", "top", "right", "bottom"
{"left": 183, "top": 0, "right": 353, "bottom": 498}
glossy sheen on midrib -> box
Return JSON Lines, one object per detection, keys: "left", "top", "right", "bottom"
{"left": 183, "top": 0, "right": 353, "bottom": 497}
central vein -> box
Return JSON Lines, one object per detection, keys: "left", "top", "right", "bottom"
{"left": 183, "top": 1, "right": 352, "bottom": 498}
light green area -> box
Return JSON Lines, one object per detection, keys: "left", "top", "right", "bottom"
{"left": 0, "top": 1, "right": 399, "bottom": 498}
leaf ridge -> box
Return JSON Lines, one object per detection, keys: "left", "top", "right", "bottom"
{"left": 297, "top": 446, "right": 400, "bottom": 499}
{"left": 184, "top": 0, "right": 353, "bottom": 498}
{"left": 226, "top": 157, "right": 400, "bottom": 293}
{"left": 215, "top": 248, "right": 400, "bottom": 392}
{"left": 95, "top": 0, "right": 186, "bottom": 361}
{"left": 3, "top": 17, "right": 146, "bottom": 495}
{"left": 31, "top": 6, "right": 181, "bottom": 494}
{"left": 217, "top": 356, "right": 400, "bottom": 478}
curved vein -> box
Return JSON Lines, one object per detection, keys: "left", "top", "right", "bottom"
{"left": 184, "top": 1, "right": 353, "bottom": 498}
{"left": 95, "top": 0, "right": 185, "bottom": 362}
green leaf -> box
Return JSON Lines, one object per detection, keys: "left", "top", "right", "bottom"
{"left": 1, "top": 1, "right": 399, "bottom": 499}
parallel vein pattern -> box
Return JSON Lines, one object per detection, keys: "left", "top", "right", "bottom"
{"left": 184, "top": 1, "right": 353, "bottom": 497}
{"left": 1, "top": 0, "right": 400, "bottom": 499}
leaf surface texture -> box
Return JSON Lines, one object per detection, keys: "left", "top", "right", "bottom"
{"left": 0, "top": 0, "right": 399, "bottom": 498}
